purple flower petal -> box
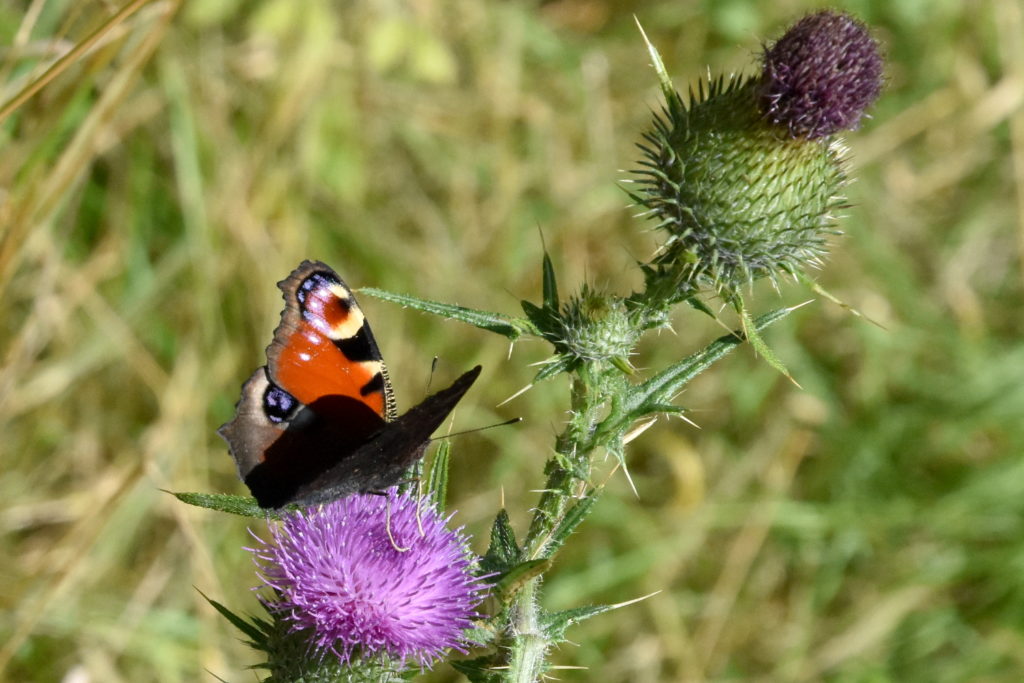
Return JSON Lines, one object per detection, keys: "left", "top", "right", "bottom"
{"left": 760, "top": 11, "right": 883, "bottom": 139}
{"left": 251, "top": 489, "right": 489, "bottom": 669}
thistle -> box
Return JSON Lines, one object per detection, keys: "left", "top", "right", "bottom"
{"left": 249, "top": 489, "right": 489, "bottom": 679}
{"left": 632, "top": 10, "right": 882, "bottom": 303}
{"left": 176, "top": 11, "right": 887, "bottom": 682}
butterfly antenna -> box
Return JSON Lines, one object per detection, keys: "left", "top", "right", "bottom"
{"left": 424, "top": 356, "right": 439, "bottom": 394}
{"left": 409, "top": 477, "right": 427, "bottom": 537}
{"left": 415, "top": 495, "right": 427, "bottom": 537}
{"left": 430, "top": 417, "right": 522, "bottom": 442}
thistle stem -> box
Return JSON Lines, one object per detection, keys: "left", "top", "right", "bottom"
{"left": 522, "top": 375, "right": 602, "bottom": 557}
{"left": 508, "top": 576, "right": 547, "bottom": 683}
{"left": 508, "top": 372, "right": 606, "bottom": 681}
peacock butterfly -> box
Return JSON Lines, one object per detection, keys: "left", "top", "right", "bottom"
{"left": 218, "top": 260, "right": 480, "bottom": 509}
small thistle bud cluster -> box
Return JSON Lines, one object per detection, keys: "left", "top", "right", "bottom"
{"left": 632, "top": 10, "right": 882, "bottom": 303}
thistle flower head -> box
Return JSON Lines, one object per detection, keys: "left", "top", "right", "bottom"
{"left": 251, "top": 489, "right": 488, "bottom": 671}
{"left": 631, "top": 10, "right": 883, "bottom": 301}
{"left": 760, "top": 10, "right": 883, "bottom": 139}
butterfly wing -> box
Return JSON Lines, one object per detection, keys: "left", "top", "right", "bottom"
{"left": 243, "top": 365, "right": 482, "bottom": 507}
{"left": 218, "top": 261, "right": 479, "bottom": 509}
{"left": 219, "top": 261, "right": 394, "bottom": 504}
{"left": 266, "top": 260, "right": 396, "bottom": 422}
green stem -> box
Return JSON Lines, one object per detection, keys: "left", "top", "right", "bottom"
{"left": 522, "top": 375, "right": 601, "bottom": 557}
{"left": 507, "top": 371, "right": 606, "bottom": 682}
{"left": 507, "top": 575, "right": 547, "bottom": 682}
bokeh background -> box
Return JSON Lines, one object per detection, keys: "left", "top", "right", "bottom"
{"left": 2, "top": 0, "right": 1023, "bottom": 681}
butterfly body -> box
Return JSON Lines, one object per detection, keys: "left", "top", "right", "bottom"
{"left": 219, "top": 261, "right": 479, "bottom": 508}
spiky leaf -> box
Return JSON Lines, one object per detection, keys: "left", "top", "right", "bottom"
{"left": 543, "top": 489, "right": 598, "bottom": 557}
{"left": 426, "top": 440, "right": 451, "bottom": 509}
{"left": 482, "top": 509, "right": 520, "bottom": 573}
{"left": 362, "top": 287, "right": 536, "bottom": 340}
{"left": 172, "top": 491, "right": 277, "bottom": 519}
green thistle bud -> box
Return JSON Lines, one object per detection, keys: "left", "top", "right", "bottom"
{"left": 556, "top": 286, "right": 636, "bottom": 367}
{"left": 632, "top": 11, "right": 882, "bottom": 302}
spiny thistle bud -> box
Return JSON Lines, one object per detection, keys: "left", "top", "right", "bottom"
{"left": 556, "top": 286, "right": 636, "bottom": 367}
{"left": 632, "top": 11, "right": 882, "bottom": 302}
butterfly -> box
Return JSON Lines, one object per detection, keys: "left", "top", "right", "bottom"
{"left": 218, "top": 260, "right": 480, "bottom": 508}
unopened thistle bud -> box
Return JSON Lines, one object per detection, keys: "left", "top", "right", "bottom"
{"left": 633, "top": 11, "right": 882, "bottom": 301}
{"left": 557, "top": 286, "right": 636, "bottom": 368}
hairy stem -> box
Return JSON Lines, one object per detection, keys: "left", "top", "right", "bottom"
{"left": 507, "top": 371, "right": 606, "bottom": 682}
{"left": 508, "top": 575, "right": 547, "bottom": 683}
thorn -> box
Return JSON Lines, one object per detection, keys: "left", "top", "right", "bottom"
{"left": 621, "top": 461, "right": 640, "bottom": 499}
{"left": 610, "top": 590, "right": 663, "bottom": 610}
{"left": 675, "top": 412, "right": 701, "bottom": 430}
{"left": 623, "top": 417, "right": 658, "bottom": 445}
{"left": 498, "top": 383, "right": 533, "bottom": 407}
{"left": 787, "top": 299, "right": 816, "bottom": 312}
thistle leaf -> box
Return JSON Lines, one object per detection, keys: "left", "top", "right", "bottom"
{"left": 540, "top": 605, "right": 619, "bottom": 642}
{"left": 482, "top": 509, "right": 520, "bottom": 573}
{"left": 543, "top": 489, "right": 599, "bottom": 557}
{"left": 426, "top": 440, "right": 451, "bottom": 509}
{"left": 541, "top": 591, "right": 661, "bottom": 641}
{"left": 199, "top": 590, "right": 268, "bottom": 645}
{"left": 171, "top": 491, "right": 276, "bottom": 519}
{"left": 450, "top": 657, "right": 503, "bottom": 682}
{"left": 796, "top": 270, "right": 885, "bottom": 328}
{"left": 520, "top": 299, "right": 553, "bottom": 337}
{"left": 686, "top": 296, "right": 716, "bottom": 318}
{"left": 739, "top": 301, "right": 797, "bottom": 384}
{"left": 542, "top": 250, "right": 559, "bottom": 313}
{"left": 620, "top": 305, "right": 794, "bottom": 415}
{"left": 361, "top": 287, "right": 536, "bottom": 340}
{"left": 532, "top": 356, "right": 574, "bottom": 383}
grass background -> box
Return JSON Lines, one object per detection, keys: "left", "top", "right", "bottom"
{"left": 2, "top": 0, "right": 1023, "bottom": 680}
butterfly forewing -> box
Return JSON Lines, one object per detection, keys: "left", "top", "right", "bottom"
{"left": 267, "top": 260, "right": 396, "bottom": 421}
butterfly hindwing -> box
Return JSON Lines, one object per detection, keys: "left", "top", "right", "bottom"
{"left": 244, "top": 365, "right": 482, "bottom": 507}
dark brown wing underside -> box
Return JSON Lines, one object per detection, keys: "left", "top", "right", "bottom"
{"left": 242, "top": 365, "right": 481, "bottom": 508}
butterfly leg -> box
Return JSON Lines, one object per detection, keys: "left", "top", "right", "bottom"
{"left": 383, "top": 492, "right": 412, "bottom": 553}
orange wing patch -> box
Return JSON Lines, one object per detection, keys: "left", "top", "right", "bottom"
{"left": 267, "top": 262, "right": 393, "bottom": 421}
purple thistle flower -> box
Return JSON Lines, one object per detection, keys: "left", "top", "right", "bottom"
{"left": 760, "top": 10, "right": 883, "bottom": 139}
{"left": 251, "top": 489, "right": 489, "bottom": 669}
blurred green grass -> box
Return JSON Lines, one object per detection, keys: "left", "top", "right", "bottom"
{"left": 2, "top": 0, "right": 1023, "bottom": 681}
